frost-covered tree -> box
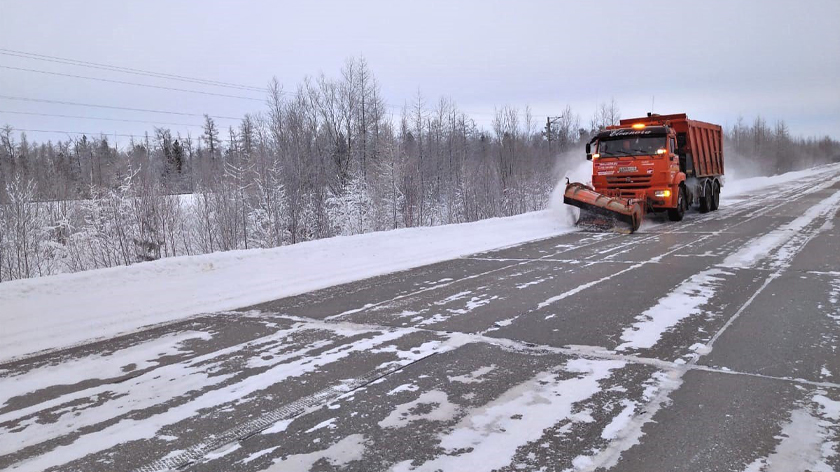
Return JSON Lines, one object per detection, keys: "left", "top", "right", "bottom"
{"left": 327, "top": 176, "right": 374, "bottom": 236}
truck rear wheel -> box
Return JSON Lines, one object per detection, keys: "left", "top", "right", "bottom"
{"left": 699, "top": 182, "right": 712, "bottom": 213}
{"left": 710, "top": 182, "right": 720, "bottom": 211}
{"left": 668, "top": 185, "right": 686, "bottom": 221}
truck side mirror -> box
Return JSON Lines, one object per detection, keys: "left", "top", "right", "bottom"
{"left": 585, "top": 143, "right": 591, "bottom": 154}
{"left": 586, "top": 154, "right": 592, "bottom": 161}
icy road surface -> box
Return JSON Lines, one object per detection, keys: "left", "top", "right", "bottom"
{"left": 2, "top": 165, "right": 840, "bottom": 471}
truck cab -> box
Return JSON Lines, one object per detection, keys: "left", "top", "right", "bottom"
{"left": 587, "top": 124, "right": 683, "bottom": 212}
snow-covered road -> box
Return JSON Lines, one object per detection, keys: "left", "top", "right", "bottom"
{"left": 2, "top": 163, "right": 840, "bottom": 471}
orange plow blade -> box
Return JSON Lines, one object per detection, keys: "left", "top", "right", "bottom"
{"left": 563, "top": 182, "right": 643, "bottom": 233}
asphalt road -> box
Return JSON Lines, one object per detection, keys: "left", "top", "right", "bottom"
{"left": 2, "top": 167, "right": 840, "bottom": 472}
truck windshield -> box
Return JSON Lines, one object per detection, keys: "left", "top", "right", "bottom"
{"left": 598, "top": 136, "right": 666, "bottom": 158}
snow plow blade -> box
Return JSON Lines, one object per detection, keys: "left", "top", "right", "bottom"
{"left": 563, "top": 182, "right": 643, "bottom": 234}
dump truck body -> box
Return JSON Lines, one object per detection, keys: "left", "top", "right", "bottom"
{"left": 564, "top": 113, "right": 724, "bottom": 232}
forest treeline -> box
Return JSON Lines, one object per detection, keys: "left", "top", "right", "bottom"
{"left": 1, "top": 57, "right": 839, "bottom": 282}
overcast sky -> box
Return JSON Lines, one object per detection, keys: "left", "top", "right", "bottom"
{"left": 1, "top": 0, "right": 838, "bottom": 146}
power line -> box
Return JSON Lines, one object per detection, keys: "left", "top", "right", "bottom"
{"left": 383, "top": 102, "right": 529, "bottom": 118}
{"left": 0, "top": 48, "right": 267, "bottom": 93}
{"left": 0, "top": 95, "right": 241, "bottom": 121}
{"left": 0, "top": 65, "right": 264, "bottom": 102}
{"left": 10, "top": 127, "right": 154, "bottom": 139}
{"left": 0, "top": 110, "right": 203, "bottom": 128}
{"left": 0, "top": 49, "right": 553, "bottom": 121}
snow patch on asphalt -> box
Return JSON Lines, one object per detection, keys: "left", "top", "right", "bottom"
{"left": 600, "top": 399, "right": 637, "bottom": 440}
{"left": 378, "top": 390, "right": 458, "bottom": 429}
{"left": 741, "top": 394, "right": 840, "bottom": 472}
{"left": 390, "top": 358, "right": 626, "bottom": 472}
{"left": 305, "top": 417, "right": 337, "bottom": 433}
{"left": 267, "top": 434, "right": 366, "bottom": 471}
{"left": 0, "top": 326, "right": 435, "bottom": 471}
{"left": 387, "top": 383, "right": 420, "bottom": 395}
{"left": 574, "top": 370, "right": 683, "bottom": 471}
{"left": 0, "top": 329, "right": 211, "bottom": 408}
{"left": 243, "top": 445, "right": 280, "bottom": 464}
{"left": 448, "top": 364, "right": 496, "bottom": 384}
{"left": 616, "top": 269, "right": 729, "bottom": 351}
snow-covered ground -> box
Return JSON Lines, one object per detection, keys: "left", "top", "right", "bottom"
{"left": 721, "top": 166, "right": 839, "bottom": 200}
{"left": 0, "top": 164, "right": 836, "bottom": 363}
{"left": 0, "top": 208, "right": 574, "bottom": 362}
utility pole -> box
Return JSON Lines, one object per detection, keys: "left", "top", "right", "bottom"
{"left": 545, "top": 116, "right": 563, "bottom": 154}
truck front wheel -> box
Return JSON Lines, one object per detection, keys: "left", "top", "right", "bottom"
{"left": 668, "top": 185, "right": 686, "bottom": 221}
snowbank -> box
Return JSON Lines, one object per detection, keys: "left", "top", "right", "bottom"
{"left": 0, "top": 210, "right": 573, "bottom": 362}
{"left": 722, "top": 164, "right": 840, "bottom": 199}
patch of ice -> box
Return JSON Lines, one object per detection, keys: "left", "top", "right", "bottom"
{"left": 205, "top": 442, "right": 241, "bottom": 460}
{"left": 517, "top": 277, "right": 548, "bottom": 289}
{"left": 387, "top": 383, "right": 420, "bottom": 396}
{"left": 493, "top": 318, "right": 515, "bottom": 327}
{"left": 243, "top": 446, "right": 280, "bottom": 464}
{"left": 267, "top": 434, "right": 365, "bottom": 471}
{"left": 448, "top": 365, "right": 496, "bottom": 384}
{"left": 813, "top": 394, "right": 840, "bottom": 420}
{"left": 378, "top": 390, "right": 458, "bottom": 429}
{"left": 305, "top": 417, "right": 337, "bottom": 433}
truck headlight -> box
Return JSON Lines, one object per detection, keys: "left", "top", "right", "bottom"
{"left": 654, "top": 190, "right": 672, "bottom": 197}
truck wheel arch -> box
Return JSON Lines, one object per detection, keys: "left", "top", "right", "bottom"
{"left": 674, "top": 172, "right": 687, "bottom": 188}
{"left": 674, "top": 173, "right": 688, "bottom": 202}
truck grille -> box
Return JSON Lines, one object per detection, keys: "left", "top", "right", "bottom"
{"left": 605, "top": 174, "right": 652, "bottom": 189}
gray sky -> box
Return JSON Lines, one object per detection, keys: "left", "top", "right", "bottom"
{"left": 1, "top": 0, "right": 839, "bottom": 146}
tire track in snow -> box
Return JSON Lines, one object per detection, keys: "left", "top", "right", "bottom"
{"left": 134, "top": 353, "right": 439, "bottom": 472}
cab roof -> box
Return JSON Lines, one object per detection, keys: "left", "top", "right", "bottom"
{"left": 596, "top": 126, "right": 669, "bottom": 139}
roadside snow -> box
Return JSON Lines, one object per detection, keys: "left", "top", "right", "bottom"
{"left": 722, "top": 164, "right": 840, "bottom": 200}
{"left": 0, "top": 210, "right": 572, "bottom": 362}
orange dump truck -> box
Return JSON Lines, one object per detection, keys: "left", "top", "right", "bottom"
{"left": 564, "top": 113, "right": 724, "bottom": 233}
